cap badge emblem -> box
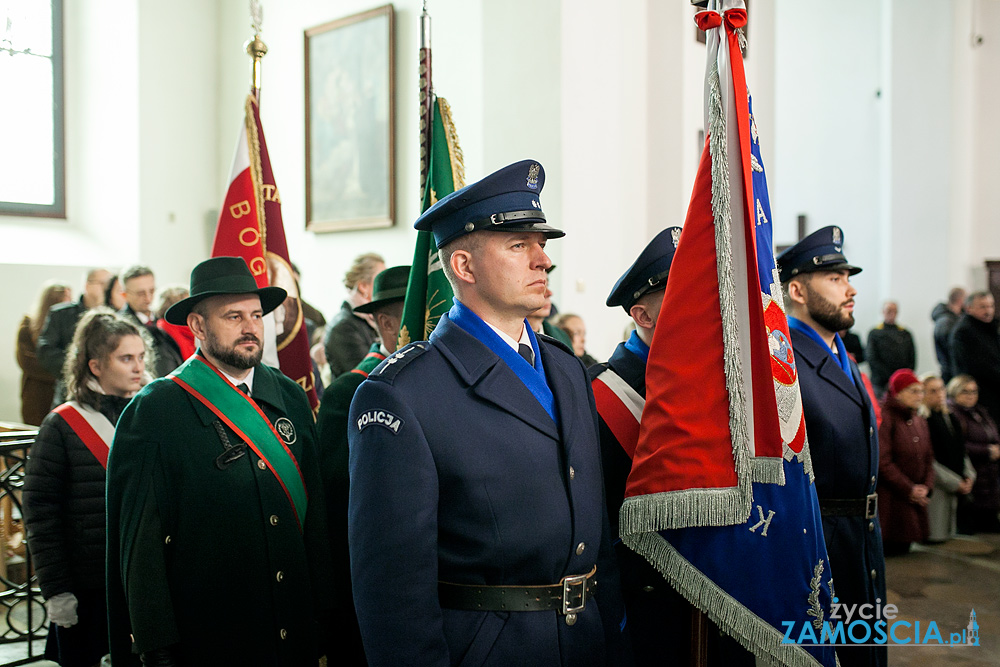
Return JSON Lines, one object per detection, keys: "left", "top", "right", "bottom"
{"left": 832, "top": 228, "right": 842, "bottom": 244}
{"left": 671, "top": 228, "right": 681, "bottom": 248}
{"left": 526, "top": 164, "right": 540, "bottom": 190}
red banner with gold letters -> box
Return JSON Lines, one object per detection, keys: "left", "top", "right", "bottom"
{"left": 212, "top": 93, "right": 319, "bottom": 412}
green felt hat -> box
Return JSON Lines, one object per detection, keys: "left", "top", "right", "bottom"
{"left": 164, "top": 256, "right": 287, "bottom": 325}
{"left": 353, "top": 265, "right": 411, "bottom": 314}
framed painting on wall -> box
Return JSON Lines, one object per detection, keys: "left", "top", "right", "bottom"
{"left": 305, "top": 4, "right": 395, "bottom": 232}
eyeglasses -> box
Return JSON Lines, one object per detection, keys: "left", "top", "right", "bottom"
{"left": 958, "top": 388, "right": 979, "bottom": 395}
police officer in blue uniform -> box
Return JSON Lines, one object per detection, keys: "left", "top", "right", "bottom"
{"left": 777, "top": 227, "right": 887, "bottom": 667}
{"left": 348, "top": 160, "right": 629, "bottom": 666}
{"left": 591, "top": 228, "right": 752, "bottom": 666}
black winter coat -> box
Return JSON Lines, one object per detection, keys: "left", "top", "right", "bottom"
{"left": 931, "top": 303, "right": 960, "bottom": 381}
{"left": 950, "top": 314, "right": 1000, "bottom": 428}
{"left": 23, "top": 395, "right": 131, "bottom": 598}
{"left": 36, "top": 299, "right": 87, "bottom": 406}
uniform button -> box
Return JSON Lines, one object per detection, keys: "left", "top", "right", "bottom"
{"left": 871, "top": 476, "right": 876, "bottom": 485}
{"left": 869, "top": 427, "right": 874, "bottom": 436}
{"left": 164, "top": 535, "right": 171, "bottom": 545}
{"left": 906, "top": 419, "right": 912, "bottom": 426}
{"left": 279, "top": 628, "right": 287, "bottom": 640}
{"left": 870, "top": 569, "right": 877, "bottom": 580}
{"left": 565, "top": 613, "right": 577, "bottom": 626}
{"left": 276, "top": 570, "right": 284, "bottom": 582}
{"left": 269, "top": 515, "right": 279, "bottom": 526}
{"left": 642, "top": 585, "right": 656, "bottom": 593}
{"left": 257, "top": 459, "right": 267, "bottom": 470}
{"left": 569, "top": 466, "right": 575, "bottom": 480}
{"left": 868, "top": 522, "right": 875, "bottom": 532}
{"left": 913, "top": 437, "right": 919, "bottom": 442}
{"left": 576, "top": 542, "right": 586, "bottom": 555}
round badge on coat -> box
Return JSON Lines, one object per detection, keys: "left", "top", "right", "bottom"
{"left": 275, "top": 418, "right": 297, "bottom": 445}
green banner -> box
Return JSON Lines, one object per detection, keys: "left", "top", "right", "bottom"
{"left": 398, "top": 96, "right": 466, "bottom": 348}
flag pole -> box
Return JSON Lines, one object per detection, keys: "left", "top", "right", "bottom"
{"left": 246, "top": 0, "right": 268, "bottom": 101}
{"left": 418, "top": 0, "right": 433, "bottom": 203}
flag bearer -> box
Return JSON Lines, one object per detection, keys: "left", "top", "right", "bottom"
{"left": 777, "top": 227, "right": 887, "bottom": 667}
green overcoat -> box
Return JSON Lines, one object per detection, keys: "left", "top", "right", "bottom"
{"left": 106, "top": 361, "right": 334, "bottom": 666}
{"left": 314, "top": 342, "right": 385, "bottom": 663}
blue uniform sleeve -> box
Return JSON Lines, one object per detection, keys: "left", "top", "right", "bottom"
{"left": 348, "top": 378, "right": 449, "bottom": 666}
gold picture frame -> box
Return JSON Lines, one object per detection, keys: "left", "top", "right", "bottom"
{"left": 305, "top": 4, "right": 395, "bottom": 232}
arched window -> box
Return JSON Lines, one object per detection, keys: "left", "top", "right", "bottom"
{"left": 0, "top": 0, "right": 64, "bottom": 217}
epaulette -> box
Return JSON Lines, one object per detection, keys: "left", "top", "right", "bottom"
{"left": 537, "top": 333, "right": 574, "bottom": 357}
{"left": 368, "top": 342, "right": 430, "bottom": 383}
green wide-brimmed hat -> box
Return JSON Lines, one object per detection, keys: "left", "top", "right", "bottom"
{"left": 164, "top": 256, "right": 287, "bottom": 325}
{"left": 353, "top": 265, "right": 411, "bottom": 314}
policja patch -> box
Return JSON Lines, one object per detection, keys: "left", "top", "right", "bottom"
{"left": 356, "top": 410, "right": 404, "bottom": 435}
{"left": 274, "top": 417, "right": 297, "bottom": 445}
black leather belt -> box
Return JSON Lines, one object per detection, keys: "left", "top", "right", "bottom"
{"left": 820, "top": 494, "right": 878, "bottom": 519}
{"left": 438, "top": 566, "right": 596, "bottom": 615}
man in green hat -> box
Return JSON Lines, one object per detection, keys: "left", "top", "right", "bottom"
{"left": 315, "top": 264, "right": 409, "bottom": 664}
{"left": 106, "top": 256, "right": 334, "bottom": 666}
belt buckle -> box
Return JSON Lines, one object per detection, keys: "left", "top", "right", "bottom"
{"left": 865, "top": 493, "right": 878, "bottom": 519}
{"left": 561, "top": 572, "right": 588, "bottom": 615}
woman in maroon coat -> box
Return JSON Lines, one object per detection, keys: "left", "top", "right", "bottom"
{"left": 877, "top": 369, "right": 935, "bottom": 555}
{"left": 948, "top": 374, "right": 1000, "bottom": 533}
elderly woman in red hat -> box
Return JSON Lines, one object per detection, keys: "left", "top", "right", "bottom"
{"left": 877, "top": 369, "right": 936, "bottom": 555}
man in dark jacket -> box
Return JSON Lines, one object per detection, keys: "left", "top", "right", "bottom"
{"left": 37, "top": 268, "right": 111, "bottom": 406}
{"left": 316, "top": 264, "right": 409, "bottom": 665}
{"left": 116, "top": 265, "right": 184, "bottom": 377}
{"left": 932, "top": 287, "right": 967, "bottom": 382}
{"left": 866, "top": 300, "right": 916, "bottom": 396}
{"left": 323, "top": 253, "right": 384, "bottom": 377}
{"left": 106, "top": 257, "right": 334, "bottom": 666}
{"left": 950, "top": 291, "right": 1000, "bottom": 426}
{"left": 348, "top": 160, "right": 629, "bottom": 665}
{"left": 777, "top": 226, "right": 886, "bottom": 667}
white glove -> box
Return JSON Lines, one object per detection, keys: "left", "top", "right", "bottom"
{"left": 46, "top": 592, "right": 78, "bottom": 628}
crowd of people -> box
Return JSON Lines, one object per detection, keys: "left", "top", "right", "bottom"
{"left": 9, "top": 160, "right": 1000, "bottom": 667}
{"left": 835, "top": 287, "right": 1000, "bottom": 549}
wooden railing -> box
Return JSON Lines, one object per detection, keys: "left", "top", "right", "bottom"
{"left": 0, "top": 422, "right": 46, "bottom": 665}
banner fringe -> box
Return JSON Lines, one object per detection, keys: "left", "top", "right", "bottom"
{"left": 244, "top": 95, "right": 266, "bottom": 251}
{"left": 707, "top": 62, "right": 753, "bottom": 503}
{"left": 437, "top": 97, "right": 466, "bottom": 190}
{"left": 620, "top": 486, "right": 751, "bottom": 533}
{"left": 623, "top": 531, "right": 830, "bottom": 667}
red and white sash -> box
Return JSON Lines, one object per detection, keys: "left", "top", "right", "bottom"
{"left": 591, "top": 368, "right": 646, "bottom": 460}
{"left": 52, "top": 402, "right": 114, "bottom": 469}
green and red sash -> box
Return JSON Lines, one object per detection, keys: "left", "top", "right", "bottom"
{"left": 169, "top": 357, "right": 308, "bottom": 529}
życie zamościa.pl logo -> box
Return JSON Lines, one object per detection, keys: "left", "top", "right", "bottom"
{"left": 781, "top": 599, "right": 981, "bottom": 648}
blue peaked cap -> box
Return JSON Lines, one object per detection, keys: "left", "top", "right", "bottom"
{"left": 607, "top": 226, "right": 683, "bottom": 311}
{"left": 414, "top": 159, "right": 565, "bottom": 248}
{"left": 775, "top": 225, "right": 862, "bottom": 284}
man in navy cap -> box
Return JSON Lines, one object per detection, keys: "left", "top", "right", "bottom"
{"left": 590, "top": 228, "right": 752, "bottom": 666}
{"left": 348, "top": 160, "right": 628, "bottom": 666}
{"left": 776, "top": 226, "right": 886, "bottom": 667}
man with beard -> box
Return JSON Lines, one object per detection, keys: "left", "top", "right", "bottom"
{"left": 106, "top": 256, "right": 334, "bottom": 666}
{"left": 777, "top": 227, "right": 886, "bottom": 667}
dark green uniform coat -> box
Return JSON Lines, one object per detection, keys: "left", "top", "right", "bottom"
{"left": 315, "top": 342, "right": 385, "bottom": 664}
{"left": 106, "top": 361, "right": 334, "bottom": 666}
